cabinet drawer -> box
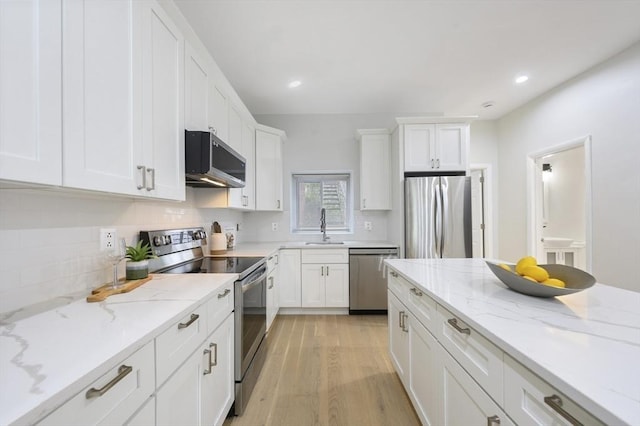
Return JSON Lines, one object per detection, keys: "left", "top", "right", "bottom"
{"left": 504, "top": 355, "right": 604, "bottom": 426}
{"left": 207, "top": 281, "right": 234, "bottom": 335}
{"left": 266, "top": 252, "right": 279, "bottom": 271}
{"left": 388, "top": 269, "right": 409, "bottom": 304}
{"left": 407, "top": 282, "right": 437, "bottom": 335}
{"left": 301, "top": 248, "right": 348, "bottom": 264}
{"left": 156, "top": 305, "right": 207, "bottom": 386}
{"left": 39, "top": 341, "right": 155, "bottom": 426}
{"left": 436, "top": 304, "right": 504, "bottom": 404}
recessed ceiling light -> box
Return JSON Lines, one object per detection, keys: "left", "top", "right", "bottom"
{"left": 288, "top": 80, "right": 302, "bottom": 88}
{"left": 515, "top": 75, "right": 529, "bottom": 84}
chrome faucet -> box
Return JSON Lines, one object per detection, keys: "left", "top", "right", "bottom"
{"left": 320, "top": 208, "right": 329, "bottom": 242}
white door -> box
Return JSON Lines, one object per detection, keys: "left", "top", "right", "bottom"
{"left": 323, "top": 264, "right": 349, "bottom": 307}
{"left": 185, "top": 43, "right": 209, "bottom": 131}
{"left": 156, "top": 347, "right": 201, "bottom": 426}
{"left": 208, "top": 84, "right": 228, "bottom": 141}
{"left": 0, "top": 0, "right": 62, "bottom": 185}
{"left": 141, "top": 1, "right": 185, "bottom": 201}
{"left": 409, "top": 314, "right": 440, "bottom": 426}
{"left": 279, "top": 250, "right": 301, "bottom": 307}
{"left": 435, "top": 124, "right": 467, "bottom": 171}
{"left": 404, "top": 124, "right": 435, "bottom": 172}
{"left": 201, "top": 314, "right": 234, "bottom": 426}
{"left": 63, "top": 0, "right": 144, "bottom": 195}
{"left": 255, "top": 130, "right": 283, "bottom": 211}
{"left": 301, "top": 264, "right": 324, "bottom": 307}
{"left": 470, "top": 169, "right": 485, "bottom": 258}
{"left": 388, "top": 291, "right": 409, "bottom": 385}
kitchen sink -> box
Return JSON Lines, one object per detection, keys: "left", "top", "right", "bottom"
{"left": 305, "top": 241, "right": 345, "bottom": 245}
{"left": 542, "top": 237, "right": 574, "bottom": 248}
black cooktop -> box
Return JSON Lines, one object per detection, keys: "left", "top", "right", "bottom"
{"left": 161, "top": 256, "right": 264, "bottom": 277}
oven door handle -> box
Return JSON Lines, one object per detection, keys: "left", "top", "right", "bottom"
{"left": 241, "top": 272, "right": 267, "bottom": 293}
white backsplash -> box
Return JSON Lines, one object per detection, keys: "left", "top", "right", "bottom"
{"left": 0, "top": 187, "right": 243, "bottom": 316}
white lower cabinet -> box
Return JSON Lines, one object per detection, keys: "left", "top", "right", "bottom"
{"left": 279, "top": 249, "right": 301, "bottom": 307}
{"left": 156, "top": 312, "right": 234, "bottom": 426}
{"left": 125, "top": 397, "right": 155, "bottom": 426}
{"left": 440, "top": 345, "right": 514, "bottom": 426}
{"left": 387, "top": 290, "right": 409, "bottom": 385}
{"left": 504, "top": 355, "right": 604, "bottom": 426}
{"left": 39, "top": 341, "right": 155, "bottom": 426}
{"left": 266, "top": 253, "right": 280, "bottom": 330}
{"left": 301, "top": 263, "right": 349, "bottom": 308}
{"left": 407, "top": 312, "right": 439, "bottom": 426}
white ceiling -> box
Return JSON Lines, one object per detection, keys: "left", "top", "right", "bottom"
{"left": 174, "top": 0, "right": 640, "bottom": 120}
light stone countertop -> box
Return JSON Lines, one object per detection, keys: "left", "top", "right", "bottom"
{"left": 0, "top": 273, "right": 238, "bottom": 426}
{"left": 209, "top": 240, "right": 399, "bottom": 257}
{"left": 385, "top": 258, "right": 640, "bottom": 426}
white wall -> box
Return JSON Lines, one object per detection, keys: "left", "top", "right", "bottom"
{"left": 496, "top": 41, "right": 640, "bottom": 291}
{"left": 0, "top": 187, "right": 243, "bottom": 316}
{"left": 246, "top": 113, "right": 399, "bottom": 242}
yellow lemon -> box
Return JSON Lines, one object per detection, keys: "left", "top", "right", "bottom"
{"left": 522, "top": 275, "right": 538, "bottom": 283}
{"left": 521, "top": 265, "right": 549, "bottom": 282}
{"left": 498, "top": 263, "right": 512, "bottom": 272}
{"left": 543, "top": 278, "right": 566, "bottom": 288}
{"left": 515, "top": 256, "right": 537, "bottom": 275}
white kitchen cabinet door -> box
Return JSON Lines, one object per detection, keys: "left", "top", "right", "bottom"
{"left": 227, "top": 105, "right": 243, "bottom": 153}
{"left": 388, "top": 291, "right": 409, "bottom": 387}
{"left": 228, "top": 122, "right": 256, "bottom": 210}
{"left": 435, "top": 123, "right": 468, "bottom": 172}
{"left": 440, "top": 344, "right": 515, "bottom": 426}
{"left": 185, "top": 42, "right": 209, "bottom": 132}
{"left": 125, "top": 397, "right": 155, "bottom": 426}
{"left": 255, "top": 128, "right": 284, "bottom": 211}
{"left": 140, "top": 0, "right": 185, "bottom": 201}
{"left": 156, "top": 345, "right": 202, "bottom": 426}
{"left": 63, "top": 0, "right": 143, "bottom": 195}
{"left": 279, "top": 250, "right": 301, "bottom": 308}
{"left": 359, "top": 130, "right": 391, "bottom": 210}
{"left": 404, "top": 124, "right": 435, "bottom": 172}
{"left": 301, "top": 264, "right": 324, "bottom": 308}
{"left": 408, "top": 313, "right": 440, "bottom": 426}
{"left": 0, "top": 0, "right": 62, "bottom": 186}
{"left": 201, "top": 313, "right": 235, "bottom": 426}
{"left": 208, "top": 83, "right": 228, "bottom": 142}
{"left": 323, "top": 263, "right": 349, "bottom": 307}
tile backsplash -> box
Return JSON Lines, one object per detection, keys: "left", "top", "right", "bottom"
{"left": 0, "top": 187, "right": 242, "bottom": 316}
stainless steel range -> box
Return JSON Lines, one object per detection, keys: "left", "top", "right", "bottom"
{"left": 140, "top": 227, "right": 267, "bottom": 416}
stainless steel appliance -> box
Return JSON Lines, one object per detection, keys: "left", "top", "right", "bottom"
{"left": 141, "top": 227, "right": 267, "bottom": 416}
{"left": 185, "top": 130, "right": 246, "bottom": 188}
{"left": 405, "top": 175, "right": 472, "bottom": 258}
{"left": 349, "top": 247, "right": 399, "bottom": 313}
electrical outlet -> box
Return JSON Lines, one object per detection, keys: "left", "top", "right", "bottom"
{"left": 364, "top": 221, "right": 372, "bottom": 231}
{"left": 100, "top": 228, "right": 116, "bottom": 251}
{"left": 271, "top": 223, "right": 278, "bottom": 231}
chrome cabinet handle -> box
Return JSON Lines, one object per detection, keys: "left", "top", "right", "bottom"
{"left": 363, "top": 198, "right": 366, "bottom": 209}
{"left": 146, "top": 167, "right": 155, "bottom": 191}
{"left": 203, "top": 348, "right": 212, "bottom": 375}
{"left": 321, "top": 266, "right": 324, "bottom": 276}
{"left": 217, "top": 288, "right": 231, "bottom": 299}
{"left": 431, "top": 159, "right": 435, "bottom": 168}
{"left": 85, "top": 365, "right": 132, "bottom": 399}
{"left": 487, "top": 415, "right": 501, "bottom": 426}
{"left": 544, "top": 395, "right": 583, "bottom": 426}
{"left": 178, "top": 313, "right": 199, "bottom": 329}
{"left": 447, "top": 318, "right": 470, "bottom": 335}
{"left": 402, "top": 313, "right": 409, "bottom": 332}
{"left": 326, "top": 266, "right": 329, "bottom": 276}
{"left": 275, "top": 254, "right": 279, "bottom": 265}
{"left": 268, "top": 277, "right": 274, "bottom": 289}
{"left": 277, "top": 199, "right": 281, "bottom": 209}
{"left": 436, "top": 158, "right": 440, "bottom": 168}
{"left": 137, "top": 165, "right": 146, "bottom": 189}
{"left": 210, "top": 342, "right": 218, "bottom": 367}
{"left": 410, "top": 287, "right": 423, "bottom": 296}
{"left": 390, "top": 271, "right": 398, "bottom": 277}
{"left": 398, "top": 310, "right": 404, "bottom": 330}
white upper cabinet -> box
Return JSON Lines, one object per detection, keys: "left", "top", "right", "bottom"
{"left": 228, "top": 122, "right": 256, "bottom": 209}
{"left": 255, "top": 126, "right": 286, "bottom": 211}
{"left": 227, "top": 105, "right": 243, "bottom": 154}
{"left": 63, "top": 0, "right": 143, "bottom": 196}
{"left": 358, "top": 129, "right": 391, "bottom": 210}
{"left": 139, "top": 0, "right": 185, "bottom": 201}
{"left": 0, "top": 0, "right": 62, "bottom": 185}
{"left": 185, "top": 42, "right": 209, "bottom": 132}
{"left": 208, "top": 83, "right": 229, "bottom": 142}
{"left": 402, "top": 120, "right": 470, "bottom": 173}
{"left": 62, "top": 0, "right": 184, "bottom": 200}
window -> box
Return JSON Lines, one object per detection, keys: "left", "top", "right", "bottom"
{"left": 292, "top": 173, "right": 352, "bottom": 233}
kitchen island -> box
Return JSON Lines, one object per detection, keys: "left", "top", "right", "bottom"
{"left": 386, "top": 258, "right": 640, "bottom": 426}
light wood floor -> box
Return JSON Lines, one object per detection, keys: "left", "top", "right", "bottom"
{"left": 224, "top": 315, "right": 420, "bottom": 426}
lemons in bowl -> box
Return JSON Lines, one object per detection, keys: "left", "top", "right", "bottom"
{"left": 485, "top": 257, "right": 595, "bottom": 297}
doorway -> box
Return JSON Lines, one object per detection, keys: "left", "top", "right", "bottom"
{"left": 526, "top": 136, "right": 592, "bottom": 271}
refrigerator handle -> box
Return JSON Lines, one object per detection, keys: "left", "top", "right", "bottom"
{"left": 440, "top": 179, "right": 446, "bottom": 257}
{"left": 433, "top": 180, "right": 440, "bottom": 256}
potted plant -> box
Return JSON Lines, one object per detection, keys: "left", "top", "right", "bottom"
{"left": 125, "top": 241, "right": 155, "bottom": 280}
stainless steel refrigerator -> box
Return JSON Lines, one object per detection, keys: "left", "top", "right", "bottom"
{"left": 405, "top": 175, "right": 472, "bottom": 258}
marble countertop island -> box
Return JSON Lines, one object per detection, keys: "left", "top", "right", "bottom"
{"left": 385, "top": 258, "right": 640, "bottom": 426}
{"left": 0, "top": 273, "right": 237, "bottom": 426}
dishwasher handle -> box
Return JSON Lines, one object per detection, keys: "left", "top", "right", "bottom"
{"left": 349, "top": 248, "right": 399, "bottom": 256}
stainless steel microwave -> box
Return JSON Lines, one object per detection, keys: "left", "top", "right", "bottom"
{"left": 185, "top": 130, "right": 246, "bottom": 188}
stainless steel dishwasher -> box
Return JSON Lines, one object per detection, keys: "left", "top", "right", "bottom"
{"left": 349, "top": 247, "right": 399, "bottom": 314}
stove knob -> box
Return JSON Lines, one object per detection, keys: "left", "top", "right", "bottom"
{"left": 165, "top": 235, "right": 172, "bottom": 244}
{"left": 153, "top": 236, "right": 162, "bottom": 246}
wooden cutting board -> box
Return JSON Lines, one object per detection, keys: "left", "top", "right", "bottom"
{"left": 87, "top": 276, "right": 152, "bottom": 303}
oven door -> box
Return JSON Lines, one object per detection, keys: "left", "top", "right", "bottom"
{"left": 234, "top": 264, "right": 267, "bottom": 380}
